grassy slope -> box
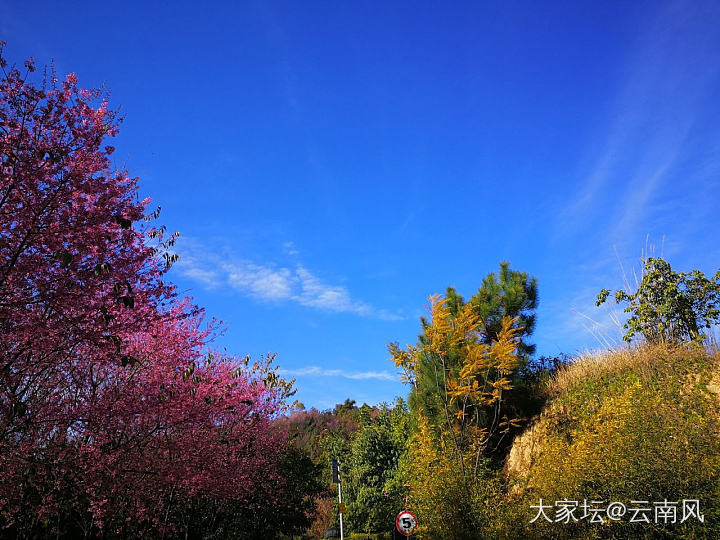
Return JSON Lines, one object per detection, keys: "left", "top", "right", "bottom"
{"left": 497, "top": 344, "right": 720, "bottom": 539}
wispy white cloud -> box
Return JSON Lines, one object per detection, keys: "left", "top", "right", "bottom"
{"left": 175, "top": 240, "right": 403, "bottom": 320}
{"left": 182, "top": 266, "right": 221, "bottom": 287}
{"left": 226, "top": 262, "right": 294, "bottom": 300}
{"left": 280, "top": 365, "right": 397, "bottom": 382}
{"left": 293, "top": 265, "right": 370, "bottom": 315}
{"left": 283, "top": 241, "right": 300, "bottom": 256}
{"left": 175, "top": 256, "right": 222, "bottom": 288}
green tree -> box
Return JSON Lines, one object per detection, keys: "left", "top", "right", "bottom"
{"left": 392, "top": 262, "right": 538, "bottom": 449}
{"left": 346, "top": 402, "right": 409, "bottom": 534}
{"left": 597, "top": 257, "right": 720, "bottom": 344}
{"left": 467, "top": 261, "right": 538, "bottom": 357}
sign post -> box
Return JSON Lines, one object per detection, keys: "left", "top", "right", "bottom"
{"left": 332, "top": 459, "right": 344, "bottom": 540}
{"left": 395, "top": 510, "right": 418, "bottom": 537}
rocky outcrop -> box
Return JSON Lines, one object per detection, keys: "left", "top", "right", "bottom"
{"left": 504, "top": 417, "right": 549, "bottom": 496}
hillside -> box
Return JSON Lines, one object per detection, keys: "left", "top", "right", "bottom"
{"left": 499, "top": 344, "right": 720, "bottom": 539}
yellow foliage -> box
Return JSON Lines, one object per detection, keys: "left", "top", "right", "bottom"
{"left": 426, "top": 295, "right": 454, "bottom": 355}
{"left": 387, "top": 341, "right": 419, "bottom": 387}
{"left": 403, "top": 412, "right": 477, "bottom": 539}
{"left": 391, "top": 294, "right": 527, "bottom": 538}
{"left": 447, "top": 314, "right": 522, "bottom": 419}
{"left": 505, "top": 343, "right": 720, "bottom": 538}
{"left": 390, "top": 295, "right": 524, "bottom": 461}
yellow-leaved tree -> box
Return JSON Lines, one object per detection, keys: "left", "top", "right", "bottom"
{"left": 389, "top": 295, "right": 522, "bottom": 538}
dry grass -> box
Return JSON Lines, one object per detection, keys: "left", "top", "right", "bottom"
{"left": 549, "top": 341, "right": 720, "bottom": 397}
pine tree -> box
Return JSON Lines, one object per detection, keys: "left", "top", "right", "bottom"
{"left": 389, "top": 262, "right": 538, "bottom": 452}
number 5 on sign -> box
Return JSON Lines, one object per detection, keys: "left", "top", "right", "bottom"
{"left": 396, "top": 510, "right": 418, "bottom": 536}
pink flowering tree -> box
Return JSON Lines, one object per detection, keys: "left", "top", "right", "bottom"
{"left": 0, "top": 44, "right": 306, "bottom": 538}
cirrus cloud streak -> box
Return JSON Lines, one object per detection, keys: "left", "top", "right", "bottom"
{"left": 280, "top": 365, "right": 397, "bottom": 381}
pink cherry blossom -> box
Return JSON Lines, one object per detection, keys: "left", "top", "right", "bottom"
{"left": 0, "top": 48, "right": 292, "bottom": 536}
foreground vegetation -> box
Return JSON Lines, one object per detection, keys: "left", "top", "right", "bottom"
{"left": 278, "top": 327, "right": 720, "bottom": 540}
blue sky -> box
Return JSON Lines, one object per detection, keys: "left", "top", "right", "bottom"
{"left": 4, "top": 0, "right": 720, "bottom": 409}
